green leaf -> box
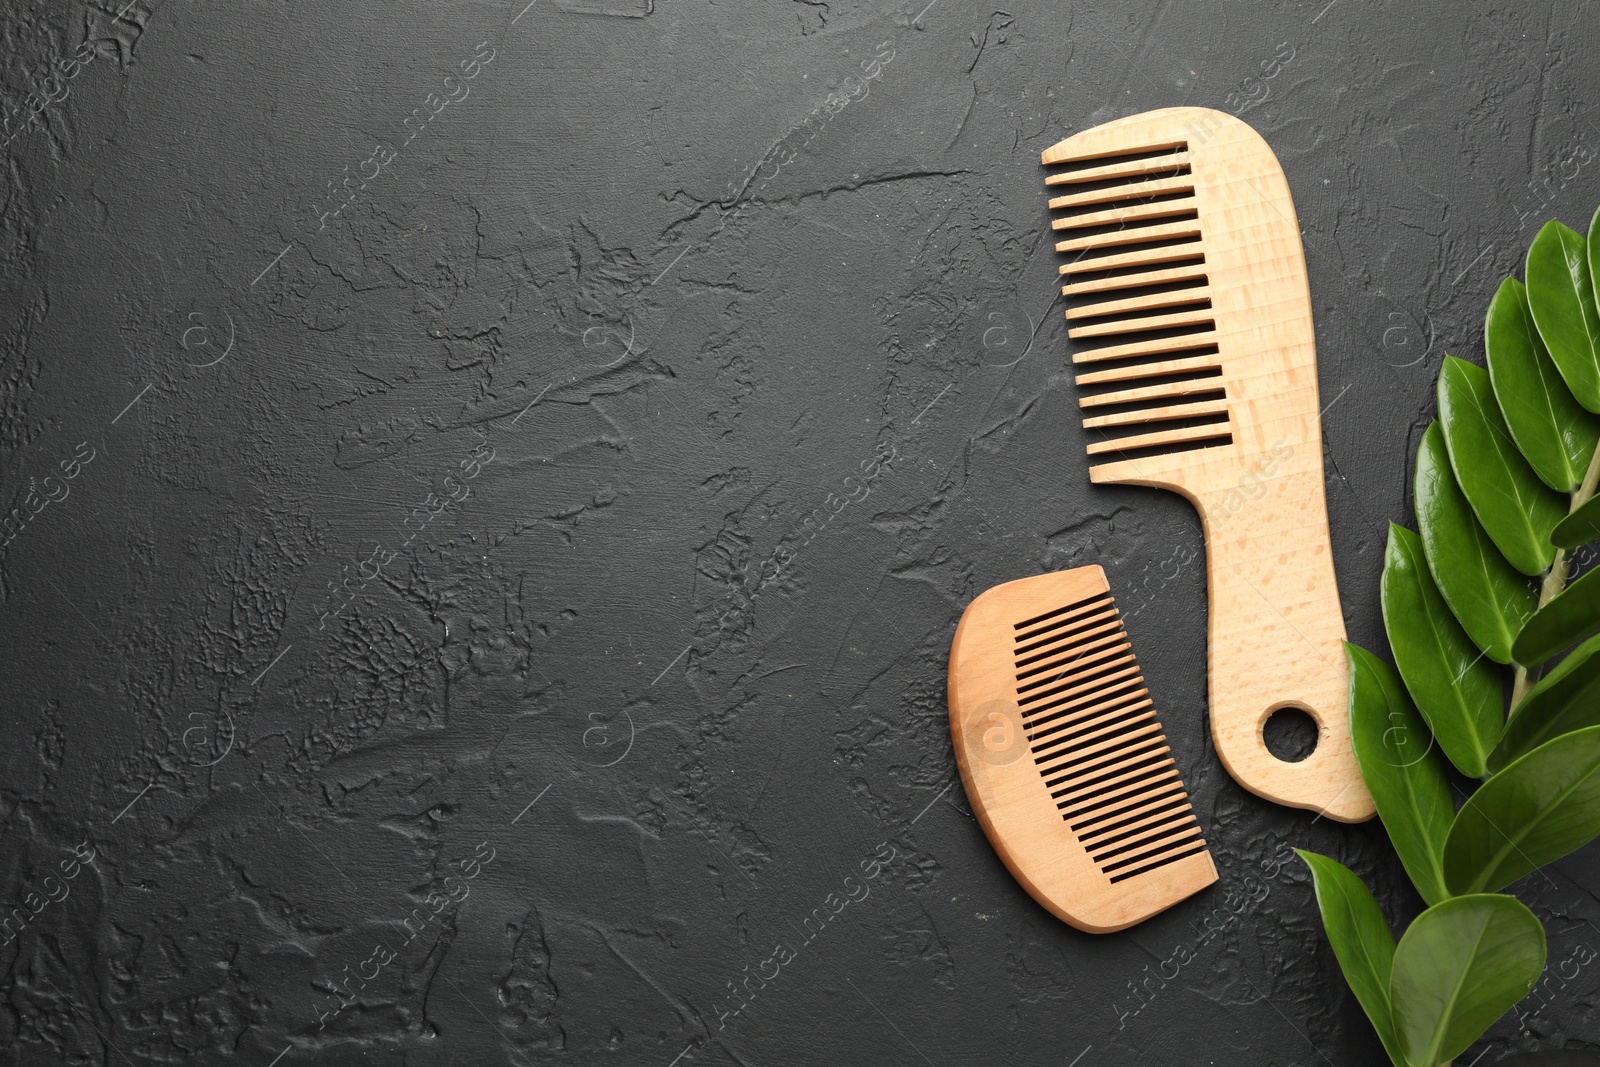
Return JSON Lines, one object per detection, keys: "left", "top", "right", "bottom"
{"left": 1381, "top": 524, "right": 1503, "bottom": 778}
{"left": 1444, "top": 724, "right": 1600, "bottom": 893}
{"left": 1414, "top": 421, "right": 1537, "bottom": 664}
{"left": 1486, "top": 277, "right": 1600, "bottom": 492}
{"left": 1438, "top": 356, "right": 1567, "bottom": 576}
{"left": 1491, "top": 634, "right": 1600, "bottom": 772}
{"left": 1592, "top": 203, "right": 1600, "bottom": 311}
{"left": 1551, "top": 494, "right": 1600, "bottom": 550}
{"left": 1296, "top": 851, "right": 1405, "bottom": 1067}
{"left": 1528, "top": 219, "right": 1600, "bottom": 413}
{"left": 1512, "top": 564, "right": 1600, "bottom": 665}
{"left": 1391, "top": 894, "right": 1546, "bottom": 1067}
{"left": 1592, "top": 203, "right": 1600, "bottom": 322}
{"left": 1347, "top": 643, "right": 1454, "bottom": 906}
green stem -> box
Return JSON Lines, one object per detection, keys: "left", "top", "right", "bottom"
{"left": 1511, "top": 443, "right": 1600, "bottom": 711}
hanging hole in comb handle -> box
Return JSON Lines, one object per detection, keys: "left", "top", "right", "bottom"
{"left": 1261, "top": 703, "right": 1320, "bottom": 763}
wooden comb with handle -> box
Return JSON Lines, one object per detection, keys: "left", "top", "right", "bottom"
{"left": 1040, "top": 107, "right": 1373, "bottom": 823}
{"left": 948, "top": 565, "right": 1217, "bottom": 933}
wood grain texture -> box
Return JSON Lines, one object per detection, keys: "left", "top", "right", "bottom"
{"left": 948, "top": 566, "right": 1217, "bottom": 933}
{"left": 1041, "top": 107, "right": 1375, "bottom": 823}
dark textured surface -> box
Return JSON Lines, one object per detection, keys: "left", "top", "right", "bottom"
{"left": 2, "top": 1, "right": 1599, "bottom": 1064}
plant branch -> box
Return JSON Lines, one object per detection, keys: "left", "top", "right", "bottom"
{"left": 1511, "top": 442, "right": 1600, "bottom": 710}
{"left": 1578, "top": 438, "right": 1600, "bottom": 517}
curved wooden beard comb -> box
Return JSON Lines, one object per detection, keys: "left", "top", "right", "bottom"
{"left": 1040, "top": 107, "right": 1373, "bottom": 823}
{"left": 948, "top": 566, "right": 1217, "bottom": 933}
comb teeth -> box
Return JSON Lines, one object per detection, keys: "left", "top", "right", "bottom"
{"left": 1011, "top": 591, "right": 1207, "bottom": 884}
{"left": 1044, "top": 140, "right": 1234, "bottom": 467}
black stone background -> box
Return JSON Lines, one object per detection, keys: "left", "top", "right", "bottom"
{"left": 2, "top": 0, "right": 1599, "bottom": 1064}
